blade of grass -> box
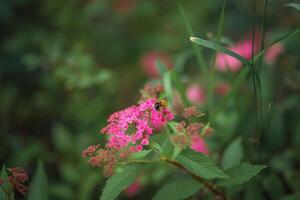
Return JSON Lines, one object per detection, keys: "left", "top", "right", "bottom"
{"left": 253, "top": 27, "right": 300, "bottom": 63}
{"left": 250, "top": 0, "right": 262, "bottom": 150}
{"left": 190, "top": 37, "right": 250, "bottom": 67}
{"left": 256, "top": 0, "right": 270, "bottom": 150}
{"left": 176, "top": 0, "right": 208, "bottom": 76}
{"left": 163, "top": 71, "right": 174, "bottom": 107}
{"left": 209, "top": 0, "right": 226, "bottom": 120}
{"left": 284, "top": 3, "right": 300, "bottom": 11}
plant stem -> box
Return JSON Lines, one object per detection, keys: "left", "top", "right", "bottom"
{"left": 164, "top": 158, "right": 227, "bottom": 200}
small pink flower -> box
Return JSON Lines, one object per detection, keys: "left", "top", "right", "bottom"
{"left": 140, "top": 51, "right": 173, "bottom": 78}
{"left": 190, "top": 135, "right": 209, "bottom": 155}
{"left": 186, "top": 84, "right": 206, "bottom": 105}
{"left": 265, "top": 43, "right": 284, "bottom": 64}
{"left": 124, "top": 181, "right": 141, "bottom": 197}
{"left": 216, "top": 33, "right": 260, "bottom": 72}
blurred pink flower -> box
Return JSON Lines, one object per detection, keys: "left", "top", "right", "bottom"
{"left": 215, "top": 82, "right": 230, "bottom": 96}
{"left": 265, "top": 43, "right": 284, "bottom": 64}
{"left": 101, "top": 98, "right": 174, "bottom": 152}
{"left": 186, "top": 84, "right": 206, "bottom": 105}
{"left": 141, "top": 51, "right": 173, "bottom": 78}
{"left": 190, "top": 135, "right": 209, "bottom": 155}
{"left": 216, "top": 33, "right": 260, "bottom": 72}
{"left": 113, "top": 0, "right": 136, "bottom": 14}
{"left": 124, "top": 181, "right": 141, "bottom": 197}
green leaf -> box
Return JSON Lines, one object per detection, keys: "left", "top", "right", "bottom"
{"left": 0, "top": 165, "right": 14, "bottom": 200}
{"left": 284, "top": 3, "right": 300, "bottom": 11}
{"left": 100, "top": 164, "right": 142, "bottom": 200}
{"left": 52, "top": 124, "right": 74, "bottom": 153}
{"left": 176, "top": 0, "right": 207, "bottom": 76}
{"left": 150, "top": 141, "right": 163, "bottom": 154}
{"left": 155, "top": 60, "right": 167, "bottom": 76}
{"left": 167, "top": 122, "right": 179, "bottom": 133}
{"left": 221, "top": 138, "right": 243, "bottom": 169}
{"left": 163, "top": 71, "right": 173, "bottom": 106}
{"left": 27, "top": 161, "right": 49, "bottom": 200}
{"left": 152, "top": 176, "right": 202, "bottom": 200}
{"left": 217, "top": 163, "right": 266, "bottom": 187}
{"left": 129, "top": 150, "right": 152, "bottom": 160}
{"left": 175, "top": 150, "right": 229, "bottom": 180}
{"left": 79, "top": 173, "right": 102, "bottom": 200}
{"left": 190, "top": 37, "right": 250, "bottom": 67}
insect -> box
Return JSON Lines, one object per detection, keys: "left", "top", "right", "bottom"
{"left": 154, "top": 99, "right": 168, "bottom": 111}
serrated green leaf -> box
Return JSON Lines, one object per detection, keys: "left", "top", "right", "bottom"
{"left": 100, "top": 164, "right": 142, "bottom": 200}
{"left": 190, "top": 37, "right": 250, "bottom": 67}
{"left": 217, "top": 163, "right": 266, "bottom": 187}
{"left": 284, "top": 3, "right": 300, "bottom": 11}
{"left": 27, "top": 161, "right": 49, "bottom": 200}
{"left": 175, "top": 150, "right": 229, "bottom": 179}
{"left": 221, "top": 138, "right": 244, "bottom": 169}
{"left": 152, "top": 176, "right": 202, "bottom": 200}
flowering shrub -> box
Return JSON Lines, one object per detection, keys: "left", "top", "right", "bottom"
{"left": 82, "top": 83, "right": 265, "bottom": 200}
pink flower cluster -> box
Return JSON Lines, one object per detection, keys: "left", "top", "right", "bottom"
{"left": 101, "top": 98, "right": 174, "bottom": 152}
{"left": 7, "top": 167, "right": 28, "bottom": 196}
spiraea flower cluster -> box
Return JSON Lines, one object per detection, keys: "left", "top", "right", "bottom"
{"left": 170, "top": 106, "right": 212, "bottom": 154}
{"left": 82, "top": 98, "right": 174, "bottom": 176}
{"left": 101, "top": 98, "right": 174, "bottom": 151}
{"left": 0, "top": 167, "right": 28, "bottom": 196}
{"left": 8, "top": 167, "right": 28, "bottom": 196}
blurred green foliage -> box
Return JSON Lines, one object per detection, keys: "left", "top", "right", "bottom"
{"left": 0, "top": 0, "right": 300, "bottom": 199}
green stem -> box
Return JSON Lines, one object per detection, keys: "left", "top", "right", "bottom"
{"left": 163, "top": 157, "right": 227, "bottom": 200}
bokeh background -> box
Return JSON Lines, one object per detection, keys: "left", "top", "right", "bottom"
{"left": 0, "top": 0, "right": 300, "bottom": 199}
